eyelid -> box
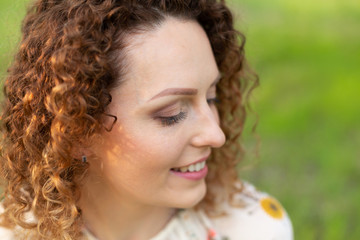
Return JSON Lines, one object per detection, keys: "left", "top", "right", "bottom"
{"left": 151, "top": 102, "right": 182, "bottom": 117}
{"left": 158, "top": 111, "right": 188, "bottom": 127}
{"left": 206, "top": 85, "right": 217, "bottom": 100}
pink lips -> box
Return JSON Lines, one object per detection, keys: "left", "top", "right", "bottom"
{"left": 170, "top": 155, "right": 210, "bottom": 181}
{"left": 170, "top": 165, "right": 208, "bottom": 181}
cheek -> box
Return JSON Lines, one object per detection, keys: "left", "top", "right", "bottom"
{"left": 101, "top": 125, "right": 187, "bottom": 174}
{"left": 97, "top": 128, "right": 187, "bottom": 195}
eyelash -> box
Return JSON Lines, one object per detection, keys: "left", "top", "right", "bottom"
{"left": 207, "top": 97, "right": 220, "bottom": 105}
{"left": 157, "top": 97, "right": 220, "bottom": 127}
{"left": 158, "top": 111, "right": 188, "bottom": 127}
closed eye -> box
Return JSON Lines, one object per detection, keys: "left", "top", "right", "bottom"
{"left": 157, "top": 111, "right": 188, "bottom": 127}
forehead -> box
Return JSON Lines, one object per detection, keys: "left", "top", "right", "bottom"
{"left": 113, "top": 17, "right": 219, "bottom": 104}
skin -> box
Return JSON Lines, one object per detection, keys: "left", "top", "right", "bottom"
{"left": 79, "top": 17, "right": 226, "bottom": 240}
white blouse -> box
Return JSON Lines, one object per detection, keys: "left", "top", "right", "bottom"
{"left": 0, "top": 182, "right": 293, "bottom": 240}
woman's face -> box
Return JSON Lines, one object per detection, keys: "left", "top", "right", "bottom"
{"left": 91, "top": 18, "right": 225, "bottom": 209}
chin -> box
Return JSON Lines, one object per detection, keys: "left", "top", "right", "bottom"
{"left": 172, "top": 181, "right": 207, "bottom": 209}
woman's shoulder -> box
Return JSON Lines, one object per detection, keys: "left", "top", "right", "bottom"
{"left": 210, "top": 181, "right": 294, "bottom": 240}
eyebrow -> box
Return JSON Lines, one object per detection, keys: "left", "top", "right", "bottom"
{"left": 148, "top": 73, "right": 222, "bottom": 102}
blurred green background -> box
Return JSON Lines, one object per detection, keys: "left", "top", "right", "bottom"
{"left": 232, "top": 0, "right": 360, "bottom": 239}
{"left": 0, "top": 0, "right": 359, "bottom": 239}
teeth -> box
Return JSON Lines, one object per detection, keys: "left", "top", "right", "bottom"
{"left": 173, "top": 161, "right": 206, "bottom": 173}
{"left": 195, "top": 162, "right": 201, "bottom": 171}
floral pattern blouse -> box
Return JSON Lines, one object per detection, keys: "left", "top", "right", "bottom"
{"left": 83, "top": 182, "right": 294, "bottom": 240}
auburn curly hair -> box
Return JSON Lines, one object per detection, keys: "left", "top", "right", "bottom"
{"left": 0, "top": 0, "right": 258, "bottom": 239}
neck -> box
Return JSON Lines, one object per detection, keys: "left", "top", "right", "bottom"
{"left": 78, "top": 175, "right": 176, "bottom": 240}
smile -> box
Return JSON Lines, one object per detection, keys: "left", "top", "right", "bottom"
{"left": 171, "top": 161, "right": 206, "bottom": 173}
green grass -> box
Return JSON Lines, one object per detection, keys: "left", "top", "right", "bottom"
{"left": 230, "top": 0, "right": 360, "bottom": 239}
{"left": 1, "top": 0, "right": 359, "bottom": 239}
{"left": 0, "top": 0, "right": 29, "bottom": 96}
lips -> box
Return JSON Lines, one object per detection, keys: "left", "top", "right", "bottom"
{"left": 171, "top": 161, "right": 206, "bottom": 173}
{"left": 170, "top": 163, "right": 208, "bottom": 181}
{"left": 171, "top": 154, "right": 210, "bottom": 173}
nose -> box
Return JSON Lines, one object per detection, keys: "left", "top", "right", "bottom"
{"left": 190, "top": 104, "right": 226, "bottom": 148}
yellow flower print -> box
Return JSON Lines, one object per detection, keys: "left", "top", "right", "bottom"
{"left": 260, "top": 197, "right": 285, "bottom": 219}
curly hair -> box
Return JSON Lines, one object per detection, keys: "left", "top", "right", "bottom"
{"left": 0, "top": 0, "right": 258, "bottom": 239}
